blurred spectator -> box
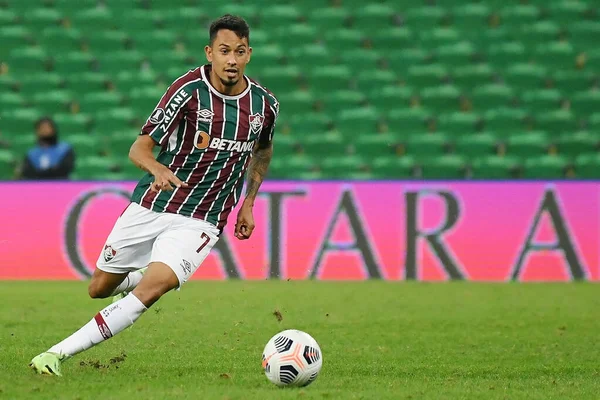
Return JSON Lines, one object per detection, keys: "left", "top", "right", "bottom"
{"left": 19, "top": 117, "right": 75, "bottom": 180}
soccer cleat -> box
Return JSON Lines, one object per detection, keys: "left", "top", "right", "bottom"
{"left": 29, "top": 352, "right": 65, "bottom": 376}
{"left": 112, "top": 267, "right": 147, "bottom": 303}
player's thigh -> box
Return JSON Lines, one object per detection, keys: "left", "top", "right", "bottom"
{"left": 96, "top": 202, "right": 161, "bottom": 275}
{"left": 150, "top": 222, "right": 220, "bottom": 287}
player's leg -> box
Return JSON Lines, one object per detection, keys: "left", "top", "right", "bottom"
{"left": 30, "top": 215, "right": 219, "bottom": 376}
{"left": 29, "top": 203, "right": 159, "bottom": 375}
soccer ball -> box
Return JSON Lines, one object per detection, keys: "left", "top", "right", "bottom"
{"left": 261, "top": 329, "right": 323, "bottom": 387}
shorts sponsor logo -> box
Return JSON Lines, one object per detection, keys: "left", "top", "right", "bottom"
{"left": 149, "top": 108, "right": 165, "bottom": 125}
{"left": 249, "top": 113, "right": 265, "bottom": 135}
{"left": 194, "top": 131, "right": 211, "bottom": 150}
{"left": 209, "top": 137, "right": 256, "bottom": 153}
{"left": 103, "top": 245, "right": 116, "bottom": 263}
{"left": 197, "top": 109, "right": 214, "bottom": 124}
{"left": 180, "top": 259, "right": 192, "bottom": 275}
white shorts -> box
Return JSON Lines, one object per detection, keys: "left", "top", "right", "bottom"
{"left": 96, "top": 202, "right": 220, "bottom": 287}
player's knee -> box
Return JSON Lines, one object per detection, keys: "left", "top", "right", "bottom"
{"left": 88, "top": 282, "right": 111, "bottom": 299}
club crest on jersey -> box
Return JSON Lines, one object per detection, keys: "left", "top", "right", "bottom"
{"left": 103, "top": 245, "right": 116, "bottom": 263}
{"left": 149, "top": 108, "right": 165, "bottom": 125}
{"left": 249, "top": 113, "right": 265, "bottom": 134}
{"left": 197, "top": 109, "right": 214, "bottom": 124}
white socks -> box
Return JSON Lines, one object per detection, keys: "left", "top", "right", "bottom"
{"left": 110, "top": 270, "right": 145, "bottom": 296}
{"left": 48, "top": 293, "right": 147, "bottom": 357}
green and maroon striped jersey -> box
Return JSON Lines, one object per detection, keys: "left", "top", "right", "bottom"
{"left": 130, "top": 65, "right": 279, "bottom": 230}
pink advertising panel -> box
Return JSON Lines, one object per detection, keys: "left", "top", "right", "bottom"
{"left": 0, "top": 181, "right": 597, "bottom": 281}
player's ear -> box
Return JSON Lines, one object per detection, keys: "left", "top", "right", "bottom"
{"left": 205, "top": 45, "right": 213, "bottom": 63}
{"left": 247, "top": 47, "right": 252, "bottom": 63}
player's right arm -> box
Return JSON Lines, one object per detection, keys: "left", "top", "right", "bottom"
{"left": 129, "top": 135, "right": 188, "bottom": 192}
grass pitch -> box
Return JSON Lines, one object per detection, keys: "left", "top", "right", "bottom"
{"left": 1, "top": 281, "right": 599, "bottom": 399}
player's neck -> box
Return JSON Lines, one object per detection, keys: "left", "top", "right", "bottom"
{"left": 209, "top": 68, "right": 247, "bottom": 97}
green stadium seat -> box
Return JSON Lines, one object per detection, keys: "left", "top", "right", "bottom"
{"left": 289, "top": 112, "right": 332, "bottom": 136}
{"left": 387, "top": 48, "right": 428, "bottom": 77}
{"left": 589, "top": 113, "right": 600, "bottom": 132}
{"left": 568, "top": 21, "right": 600, "bottom": 49}
{"left": 100, "top": 51, "right": 144, "bottom": 75}
{"left": 548, "top": 1, "right": 590, "bottom": 25}
{"left": 0, "top": 149, "right": 16, "bottom": 180}
{"left": 68, "top": 133, "right": 103, "bottom": 156}
{"left": 0, "top": 108, "right": 42, "bottom": 135}
{"left": 507, "top": 131, "right": 549, "bottom": 157}
{"left": 519, "top": 21, "right": 560, "bottom": 50}
{"left": 53, "top": 113, "right": 93, "bottom": 135}
{"left": 308, "top": 7, "right": 349, "bottom": 31}
{"left": 8, "top": 46, "right": 48, "bottom": 74}
{"left": 339, "top": 48, "right": 382, "bottom": 74}
{"left": 0, "top": 75, "right": 17, "bottom": 94}
{"left": 32, "top": 90, "right": 74, "bottom": 115}
{"left": 52, "top": 52, "right": 96, "bottom": 75}
{"left": 0, "top": 91, "right": 25, "bottom": 108}
{"left": 319, "top": 155, "right": 368, "bottom": 179}
{"left": 72, "top": 7, "right": 116, "bottom": 32}
{"left": 337, "top": 107, "right": 379, "bottom": 133}
{"left": 420, "top": 85, "right": 461, "bottom": 113}
{"left": 352, "top": 3, "right": 396, "bottom": 31}
{"left": 483, "top": 108, "right": 527, "bottom": 133}
{"left": 551, "top": 70, "right": 594, "bottom": 96}
{"left": 534, "top": 42, "right": 575, "bottom": 70}
{"left": 472, "top": 155, "right": 521, "bottom": 179}
{"left": 406, "top": 133, "right": 449, "bottom": 157}
{"left": 0, "top": 25, "right": 32, "bottom": 59}
{"left": 452, "top": 64, "right": 494, "bottom": 92}
{"left": 535, "top": 110, "right": 578, "bottom": 136}
{"left": 557, "top": 131, "right": 599, "bottom": 158}
{"left": 419, "top": 27, "right": 461, "bottom": 48}
{"left": 274, "top": 24, "right": 318, "bottom": 47}
{"left": 451, "top": 3, "right": 489, "bottom": 33}
{"left": 277, "top": 90, "right": 315, "bottom": 116}
{"left": 259, "top": 5, "right": 301, "bottom": 29}
{"left": 84, "top": 31, "right": 129, "bottom": 55}
{"left": 435, "top": 41, "right": 476, "bottom": 67}
{"left": 354, "top": 133, "right": 398, "bottom": 158}
{"left": 370, "top": 27, "right": 414, "bottom": 52}
{"left": 356, "top": 70, "right": 398, "bottom": 92}
{"left": 23, "top": 7, "right": 63, "bottom": 30}
{"left": 524, "top": 155, "right": 568, "bottom": 179}
{"left": 257, "top": 65, "right": 301, "bottom": 96}
{"left": 309, "top": 65, "right": 352, "bottom": 93}
{"left": 324, "top": 28, "right": 365, "bottom": 52}
{"left": 438, "top": 112, "right": 481, "bottom": 134}
{"left": 387, "top": 108, "right": 431, "bottom": 135}
{"left": 575, "top": 153, "right": 600, "bottom": 178}
{"left": 500, "top": 4, "right": 540, "bottom": 29}
{"left": 420, "top": 154, "right": 467, "bottom": 179}
{"left": 404, "top": 6, "right": 446, "bottom": 29}
{"left": 322, "top": 90, "right": 366, "bottom": 115}
{"left": 0, "top": 9, "right": 17, "bottom": 26}
{"left": 487, "top": 42, "right": 528, "bottom": 68}
{"left": 571, "top": 91, "right": 600, "bottom": 118}
{"left": 472, "top": 84, "right": 514, "bottom": 111}
{"left": 303, "top": 132, "right": 346, "bottom": 157}
{"left": 80, "top": 91, "right": 124, "bottom": 114}
{"left": 368, "top": 85, "right": 412, "bottom": 111}
{"left": 94, "top": 108, "right": 137, "bottom": 135}
{"left": 504, "top": 63, "right": 547, "bottom": 91}
{"left": 408, "top": 64, "right": 448, "bottom": 88}
{"left": 521, "top": 89, "right": 562, "bottom": 114}
{"left": 371, "top": 156, "right": 415, "bottom": 179}
{"left": 454, "top": 132, "right": 497, "bottom": 158}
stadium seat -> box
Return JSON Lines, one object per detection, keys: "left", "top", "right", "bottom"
{"left": 438, "top": 112, "right": 481, "bottom": 135}
{"left": 524, "top": 155, "right": 568, "bottom": 179}
{"left": 406, "top": 133, "right": 448, "bottom": 158}
{"left": 506, "top": 131, "right": 549, "bottom": 157}
{"left": 521, "top": 89, "right": 562, "bottom": 114}
{"left": 452, "top": 64, "right": 494, "bottom": 92}
{"left": 371, "top": 156, "right": 416, "bottom": 179}
{"left": 471, "top": 84, "right": 514, "bottom": 111}
{"left": 575, "top": 153, "right": 600, "bottom": 178}
{"left": 557, "top": 131, "right": 599, "bottom": 158}
{"left": 420, "top": 155, "right": 467, "bottom": 179}
{"left": 454, "top": 132, "right": 497, "bottom": 158}
{"left": 535, "top": 110, "right": 578, "bottom": 136}
{"left": 472, "top": 155, "right": 521, "bottom": 179}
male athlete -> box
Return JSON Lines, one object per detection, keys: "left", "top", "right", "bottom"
{"left": 29, "top": 14, "right": 279, "bottom": 376}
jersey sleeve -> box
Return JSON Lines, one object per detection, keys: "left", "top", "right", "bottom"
{"left": 140, "top": 72, "right": 194, "bottom": 147}
{"left": 258, "top": 96, "right": 279, "bottom": 148}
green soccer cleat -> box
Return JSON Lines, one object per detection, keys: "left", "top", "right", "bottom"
{"left": 29, "top": 352, "right": 65, "bottom": 376}
{"left": 112, "top": 267, "right": 147, "bottom": 303}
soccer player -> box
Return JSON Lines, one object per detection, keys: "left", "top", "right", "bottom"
{"left": 29, "top": 14, "right": 279, "bottom": 376}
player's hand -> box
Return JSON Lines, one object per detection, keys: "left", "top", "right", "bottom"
{"left": 235, "top": 202, "right": 255, "bottom": 240}
{"left": 150, "top": 165, "right": 188, "bottom": 192}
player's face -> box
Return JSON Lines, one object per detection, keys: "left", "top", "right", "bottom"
{"left": 205, "top": 29, "right": 252, "bottom": 87}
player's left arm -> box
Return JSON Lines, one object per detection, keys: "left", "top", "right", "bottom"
{"left": 235, "top": 99, "right": 278, "bottom": 240}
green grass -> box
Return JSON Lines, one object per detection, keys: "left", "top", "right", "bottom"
{"left": 1, "top": 281, "right": 600, "bottom": 399}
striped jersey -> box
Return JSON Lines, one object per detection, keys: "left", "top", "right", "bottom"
{"left": 130, "top": 64, "right": 279, "bottom": 230}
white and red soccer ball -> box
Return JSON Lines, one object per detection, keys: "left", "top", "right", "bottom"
{"left": 262, "top": 329, "right": 323, "bottom": 387}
